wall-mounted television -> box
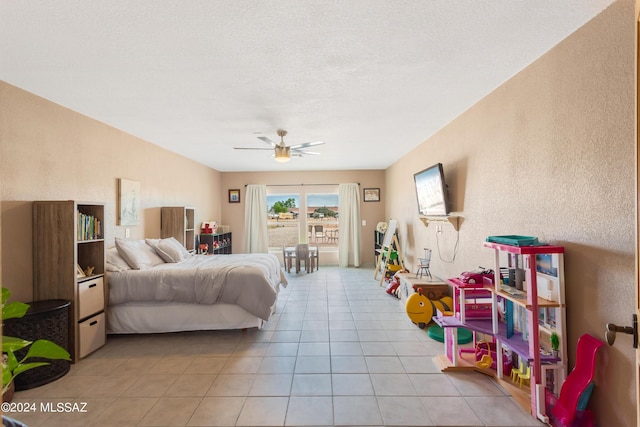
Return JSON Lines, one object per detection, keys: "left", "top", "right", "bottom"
{"left": 414, "top": 163, "right": 450, "bottom": 216}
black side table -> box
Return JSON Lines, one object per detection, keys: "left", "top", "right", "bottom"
{"left": 3, "top": 299, "right": 71, "bottom": 390}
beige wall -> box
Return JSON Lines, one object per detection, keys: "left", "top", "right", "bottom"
{"left": 0, "top": 81, "right": 385, "bottom": 302}
{"left": 386, "top": 1, "right": 635, "bottom": 425}
{"left": 0, "top": 82, "right": 222, "bottom": 303}
{"left": 220, "top": 170, "right": 386, "bottom": 266}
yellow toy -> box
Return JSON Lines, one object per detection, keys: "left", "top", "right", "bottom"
{"left": 405, "top": 291, "right": 453, "bottom": 329}
{"left": 475, "top": 341, "right": 493, "bottom": 369}
{"left": 518, "top": 365, "right": 531, "bottom": 388}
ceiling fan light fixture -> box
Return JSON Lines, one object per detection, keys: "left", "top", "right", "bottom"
{"left": 274, "top": 145, "right": 290, "bottom": 162}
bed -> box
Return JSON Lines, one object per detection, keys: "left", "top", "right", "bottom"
{"left": 105, "top": 237, "right": 287, "bottom": 334}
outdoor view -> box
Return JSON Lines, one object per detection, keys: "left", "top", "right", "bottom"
{"left": 267, "top": 193, "right": 339, "bottom": 250}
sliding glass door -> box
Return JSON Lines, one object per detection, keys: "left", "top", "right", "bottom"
{"left": 306, "top": 193, "right": 339, "bottom": 249}
{"left": 267, "top": 193, "right": 300, "bottom": 249}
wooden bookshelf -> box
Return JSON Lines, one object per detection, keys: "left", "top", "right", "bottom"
{"left": 161, "top": 206, "right": 196, "bottom": 253}
{"left": 32, "top": 200, "right": 106, "bottom": 362}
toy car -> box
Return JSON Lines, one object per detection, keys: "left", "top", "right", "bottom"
{"left": 458, "top": 268, "right": 495, "bottom": 285}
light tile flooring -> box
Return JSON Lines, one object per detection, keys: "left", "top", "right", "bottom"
{"left": 8, "top": 267, "right": 544, "bottom": 426}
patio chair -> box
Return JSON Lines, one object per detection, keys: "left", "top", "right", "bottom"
{"left": 314, "top": 225, "right": 325, "bottom": 243}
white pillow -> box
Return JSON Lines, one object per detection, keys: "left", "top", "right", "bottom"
{"left": 106, "top": 247, "right": 132, "bottom": 272}
{"left": 115, "top": 238, "right": 166, "bottom": 269}
{"left": 147, "top": 237, "right": 191, "bottom": 263}
{"left": 145, "top": 238, "right": 160, "bottom": 247}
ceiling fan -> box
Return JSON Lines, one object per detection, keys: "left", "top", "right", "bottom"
{"left": 234, "top": 129, "right": 325, "bottom": 162}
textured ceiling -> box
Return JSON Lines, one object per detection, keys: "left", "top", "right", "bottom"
{"left": 0, "top": 0, "right": 615, "bottom": 172}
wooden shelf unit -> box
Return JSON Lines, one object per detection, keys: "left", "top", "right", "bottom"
{"left": 32, "top": 201, "right": 107, "bottom": 362}
{"left": 161, "top": 206, "right": 196, "bottom": 253}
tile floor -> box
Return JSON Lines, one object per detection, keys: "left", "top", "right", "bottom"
{"left": 7, "top": 267, "right": 544, "bottom": 426}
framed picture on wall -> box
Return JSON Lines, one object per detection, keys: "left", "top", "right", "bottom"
{"left": 228, "top": 189, "right": 240, "bottom": 203}
{"left": 118, "top": 178, "right": 140, "bottom": 225}
{"left": 363, "top": 188, "right": 380, "bottom": 202}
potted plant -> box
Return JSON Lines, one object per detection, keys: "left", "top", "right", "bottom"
{"left": 2, "top": 288, "right": 71, "bottom": 401}
{"left": 550, "top": 332, "right": 560, "bottom": 358}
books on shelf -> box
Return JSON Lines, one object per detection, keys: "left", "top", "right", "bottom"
{"left": 500, "top": 284, "right": 526, "bottom": 298}
{"left": 77, "top": 211, "right": 102, "bottom": 240}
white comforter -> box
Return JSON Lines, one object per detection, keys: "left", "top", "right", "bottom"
{"left": 108, "top": 253, "right": 286, "bottom": 320}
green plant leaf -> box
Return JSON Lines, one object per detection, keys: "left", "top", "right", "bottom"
{"left": 3, "top": 350, "right": 19, "bottom": 387}
{"left": 2, "top": 287, "right": 10, "bottom": 304}
{"left": 2, "top": 366, "right": 14, "bottom": 389}
{"left": 2, "top": 336, "right": 32, "bottom": 353}
{"left": 13, "top": 362, "right": 50, "bottom": 377}
{"left": 24, "top": 339, "right": 71, "bottom": 361}
{"left": 2, "top": 288, "right": 72, "bottom": 392}
{"left": 2, "top": 301, "right": 29, "bottom": 320}
{"left": 550, "top": 332, "right": 560, "bottom": 350}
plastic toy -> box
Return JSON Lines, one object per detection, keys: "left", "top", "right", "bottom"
{"left": 201, "top": 221, "right": 218, "bottom": 234}
{"left": 518, "top": 365, "right": 531, "bottom": 388}
{"left": 545, "top": 334, "right": 604, "bottom": 427}
{"left": 427, "top": 324, "right": 473, "bottom": 344}
{"left": 472, "top": 341, "right": 513, "bottom": 375}
{"left": 405, "top": 291, "right": 453, "bottom": 329}
{"left": 458, "top": 267, "right": 494, "bottom": 285}
{"left": 475, "top": 341, "right": 493, "bottom": 369}
{"left": 416, "top": 248, "right": 432, "bottom": 279}
{"left": 510, "top": 361, "right": 524, "bottom": 382}
{"left": 385, "top": 269, "right": 409, "bottom": 298}
{"left": 385, "top": 278, "right": 401, "bottom": 298}
{"left": 384, "top": 263, "right": 403, "bottom": 281}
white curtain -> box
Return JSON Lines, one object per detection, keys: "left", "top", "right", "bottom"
{"left": 243, "top": 185, "right": 269, "bottom": 253}
{"left": 338, "top": 183, "right": 361, "bottom": 267}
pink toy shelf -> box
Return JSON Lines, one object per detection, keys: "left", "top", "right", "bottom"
{"left": 433, "top": 239, "right": 568, "bottom": 424}
{"left": 447, "top": 277, "right": 493, "bottom": 322}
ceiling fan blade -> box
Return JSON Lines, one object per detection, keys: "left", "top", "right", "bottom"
{"left": 233, "top": 147, "right": 274, "bottom": 150}
{"left": 290, "top": 141, "right": 324, "bottom": 150}
{"left": 291, "top": 150, "right": 320, "bottom": 155}
{"left": 257, "top": 136, "right": 277, "bottom": 146}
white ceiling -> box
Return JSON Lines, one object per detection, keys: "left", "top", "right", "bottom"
{"left": 1, "top": 1, "right": 615, "bottom": 172}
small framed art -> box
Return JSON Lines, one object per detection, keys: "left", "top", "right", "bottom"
{"left": 118, "top": 178, "right": 140, "bottom": 226}
{"left": 228, "top": 189, "right": 240, "bottom": 203}
{"left": 363, "top": 188, "right": 380, "bottom": 202}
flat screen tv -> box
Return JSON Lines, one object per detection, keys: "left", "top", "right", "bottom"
{"left": 414, "top": 163, "right": 450, "bottom": 216}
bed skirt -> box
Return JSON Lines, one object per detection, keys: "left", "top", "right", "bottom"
{"left": 107, "top": 302, "right": 273, "bottom": 334}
